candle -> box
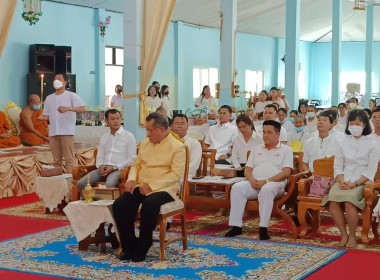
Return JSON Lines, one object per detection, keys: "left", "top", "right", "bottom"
{"left": 40, "top": 74, "right": 44, "bottom": 103}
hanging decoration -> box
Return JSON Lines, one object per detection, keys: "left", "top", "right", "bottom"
{"left": 98, "top": 16, "right": 111, "bottom": 37}
{"left": 22, "top": 0, "right": 43, "bottom": 25}
{"left": 353, "top": 0, "right": 366, "bottom": 10}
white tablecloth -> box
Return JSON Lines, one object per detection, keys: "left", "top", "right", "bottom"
{"left": 74, "top": 125, "right": 109, "bottom": 147}
{"left": 63, "top": 200, "right": 116, "bottom": 242}
{"left": 35, "top": 175, "right": 72, "bottom": 212}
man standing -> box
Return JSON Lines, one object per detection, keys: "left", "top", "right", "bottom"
{"left": 225, "top": 120, "right": 293, "bottom": 240}
{"left": 19, "top": 94, "right": 49, "bottom": 146}
{"left": 171, "top": 114, "right": 202, "bottom": 178}
{"left": 41, "top": 74, "right": 85, "bottom": 173}
{"left": 204, "top": 105, "right": 238, "bottom": 164}
{"left": 77, "top": 109, "right": 136, "bottom": 195}
{"left": 112, "top": 113, "right": 185, "bottom": 262}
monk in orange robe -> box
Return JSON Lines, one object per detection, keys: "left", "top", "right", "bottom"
{"left": 19, "top": 94, "right": 49, "bottom": 146}
{"left": 0, "top": 111, "right": 21, "bottom": 148}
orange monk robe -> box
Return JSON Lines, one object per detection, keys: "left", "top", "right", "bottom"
{"left": 0, "top": 111, "right": 21, "bottom": 148}
{"left": 20, "top": 108, "right": 48, "bottom": 146}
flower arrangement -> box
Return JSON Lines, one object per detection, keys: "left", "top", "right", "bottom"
{"left": 22, "top": 0, "right": 43, "bottom": 25}
{"left": 98, "top": 16, "right": 111, "bottom": 37}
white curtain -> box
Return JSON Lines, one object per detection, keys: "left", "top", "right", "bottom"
{"left": 0, "top": 0, "right": 17, "bottom": 60}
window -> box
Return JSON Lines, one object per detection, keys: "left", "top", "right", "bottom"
{"left": 105, "top": 46, "right": 123, "bottom": 107}
{"left": 244, "top": 70, "right": 264, "bottom": 99}
{"left": 193, "top": 67, "right": 218, "bottom": 99}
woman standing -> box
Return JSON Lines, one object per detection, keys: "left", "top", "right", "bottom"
{"left": 195, "top": 85, "right": 216, "bottom": 107}
{"left": 161, "top": 85, "right": 171, "bottom": 118}
{"left": 146, "top": 85, "right": 162, "bottom": 110}
{"left": 321, "top": 109, "right": 377, "bottom": 248}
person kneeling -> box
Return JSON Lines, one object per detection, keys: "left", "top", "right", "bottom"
{"left": 225, "top": 120, "right": 293, "bottom": 240}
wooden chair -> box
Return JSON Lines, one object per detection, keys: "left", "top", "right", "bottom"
{"left": 71, "top": 148, "right": 130, "bottom": 201}
{"left": 244, "top": 170, "right": 309, "bottom": 239}
{"left": 155, "top": 146, "right": 190, "bottom": 260}
{"left": 196, "top": 148, "right": 216, "bottom": 177}
{"left": 297, "top": 157, "right": 380, "bottom": 243}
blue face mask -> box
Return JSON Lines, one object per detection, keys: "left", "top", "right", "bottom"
{"left": 208, "top": 120, "right": 217, "bottom": 126}
{"left": 288, "top": 117, "right": 295, "bottom": 123}
{"left": 295, "top": 126, "right": 304, "bottom": 133}
{"left": 307, "top": 112, "right": 315, "bottom": 119}
{"left": 32, "top": 105, "right": 41, "bottom": 110}
{"left": 231, "top": 113, "right": 236, "bottom": 120}
{"left": 257, "top": 121, "right": 264, "bottom": 126}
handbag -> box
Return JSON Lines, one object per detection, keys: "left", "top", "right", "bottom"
{"left": 308, "top": 176, "right": 334, "bottom": 197}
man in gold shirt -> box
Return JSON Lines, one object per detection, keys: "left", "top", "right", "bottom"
{"left": 112, "top": 113, "right": 186, "bottom": 262}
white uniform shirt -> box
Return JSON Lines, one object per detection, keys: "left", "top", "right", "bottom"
{"left": 146, "top": 96, "right": 162, "bottom": 110}
{"left": 162, "top": 96, "right": 171, "bottom": 117}
{"left": 110, "top": 95, "right": 124, "bottom": 108}
{"left": 337, "top": 115, "right": 347, "bottom": 127}
{"left": 256, "top": 125, "right": 288, "bottom": 143}
{"left": 306, "top": 118, "right": 318, "bottom": 134}
{"left": 96, "top": 127, "right": 137, "bottom": 170}
{"left": 302, "top": 134, "right": 337, "bottom": 172}
{"left": 254, "top": 101, "right": 272, "bottom": 114}
{"left": 334, "top": 135, "right": 378, "bottom": 183}
{"left": 281, "top": 121, "right": 295, "bottom": 134}
{"left": 195, "top": 96, "right": 216, "bottom": 107}
{"left": 287, "top": 127, "right": 311, "bottom": 145}
{"left": 231, "top": 132, "right": 263, "bottom": 168}
{"left": 312, "top": 128, "right": 346, "bottom": 141}
{"left": 246, "top": 142, "right": 293, "bottom": 181}
{"left": 367, "top": 132, "right": 380, "bottom": 161}
{"left": 271, "top": 98, "right": 285, "bottom": 108}
{"left": 183, "top": 134, "right": 202, "bottom": 177}
{"left": 205, "top": 122, "right": 238, "bottom": 159}
{"left": 43, "top": 90, "right": 85, "bottom": 136}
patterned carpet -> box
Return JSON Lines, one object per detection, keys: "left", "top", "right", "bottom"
{"left": 0, "top": 225, "right": 344, "bottom": 280}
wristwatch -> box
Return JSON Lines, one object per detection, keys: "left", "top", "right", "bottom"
{"left": 226, "top": 153, "right": 231, "bottom": 158}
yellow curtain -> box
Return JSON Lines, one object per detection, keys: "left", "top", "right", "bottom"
{"left": 0, "top": 0, "right": 17, "bottom": 60}
{"left": 138, "top": 0, "right": 176, "bottom": 126}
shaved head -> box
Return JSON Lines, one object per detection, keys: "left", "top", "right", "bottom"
{"left": 28, "top": 94, "right": 40, "bottom": 103}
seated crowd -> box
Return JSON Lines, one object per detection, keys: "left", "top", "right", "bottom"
{"left": 3, "top": 82, "right": 380, "bottom": 261}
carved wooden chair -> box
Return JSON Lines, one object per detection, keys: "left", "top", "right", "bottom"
{"left": 297, "top": 157, "right": 380, "bottom": 243}
{"left": 155, "top": 146, "right": 190, "bottom": 260}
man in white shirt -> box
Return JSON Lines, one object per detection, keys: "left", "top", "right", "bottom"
{"left": 302, "top": 111, "right": 337, "bottom": 172}
{"left": 337, "top": 103, "right": 347, "bottom": 128}
{"left": 255, "top": 104, "right": 287, "bottom": 144}
{"left": 205, "top": 105, "right": 238, "bottom": 164}
{"left": 171, "top": 114, "right": 202, "bottom": 177}
{"left": 368, "top": 108, "right": 380, "bottom": 160}
{"left": 40, "top": 74, "right": 85, "bottom": 173}
{"left": 225, "top": 120, "right": 293, "bottom": 240}
{"left": 77, "top": 109, "right": 137, "bottom": 194}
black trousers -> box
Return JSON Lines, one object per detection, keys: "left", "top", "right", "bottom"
{"left": 112, "top": 188, "right": 174, "bottom": 257}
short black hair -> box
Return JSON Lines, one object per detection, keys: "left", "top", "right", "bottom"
{"left": 331, "top": 105, "right": 338, "bottom": 109}
{"left": 146, "top": 112, "right": 169, "bottom": 129}
{"left": 349, "top": 97, "right": 358, "bottom": 103}
{"left": 263, "top": 120, "right": 281, "bottom": 133}
{"left": 105, "top": 108, "right": 122, "bottom": 119}
{"left": 172, "top": 113, "right": 188, "bottom": 123}
{"left": 372, "top": 108, "right": 380, "bottom": 114}
{"left": 345, "top": 109, "right": 371, "bottom": 136}
{"left": 363, "top": 108, "right": 372, "bottom": 119}
{"left": 298, "top": 101, "right": 308, "bottom": 113}
{"left": 290, "top": 109, "right": 298, "bottom": 116}
{"left": 278, "top": 108, "right": 287, "bottom": 115}
{"left": 236, "top": 114, "right": 254, "bottom": 131}
{"left": 264, "top": 104, "right": 278, "bottom": 113}
{"left": 219, "top": 105, "right": 232, "bottom": 114}
{"left": 270, "top": 87, "right": 278, "bottom": 91}
{"left": 338, "top": 103, "right": 346, "bottom": 108}
{"left": 318, "top": 110, "right": 334, "bottom": 124}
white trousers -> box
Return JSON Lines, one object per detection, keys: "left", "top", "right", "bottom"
{"left": 228, "top": 180, "right": 286, "bottom": 228}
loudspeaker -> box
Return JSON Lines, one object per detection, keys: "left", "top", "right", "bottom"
{"left": 29, "top": 44, "right": 55, "bottom": 73}
{"left": 65, "top": 74, "right": 76, "bottom": 92}
{"left": 55, "top": 46, "right": 72, "bottom": 74}
{"left": 27, "top": 73, "right": 55, "bottom": 102}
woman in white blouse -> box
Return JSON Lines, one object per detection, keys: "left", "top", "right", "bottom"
{"left": 231, "top": 114, "right": 263, "bottom": 176}
{"left": 321, "top": 109, "right": 377, "bottom": 248}
{"left": 195, "top": 85, "right": 216, "bottom": 108}
{"left": 287, "top": 114, "right": 310, "bottom": 145}
{"left": 146, "top": 85, "right": 162, "bottom": 110}
{"left": 161, "top": 85, "right": 171, "bottom": 118}
{"left": 278, "top": 108, "right": 295, "bottom": 134}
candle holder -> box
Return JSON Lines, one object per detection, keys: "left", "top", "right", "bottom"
{"left": 82, "top": 174, "right": 95, "bottom": 204}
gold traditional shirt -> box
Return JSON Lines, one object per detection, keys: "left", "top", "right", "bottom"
{"left": 127, "top": 133, "right": 186, "bottom": 199}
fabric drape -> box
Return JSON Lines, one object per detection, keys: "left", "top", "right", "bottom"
{"left": 0, "top": 0, "right": 17, "bottom": 60}
{"left": 0, "top": 147, "right": 95, "bottom": 198}
{"left": 138, "top": 0, "right": 176, "bottom": 126}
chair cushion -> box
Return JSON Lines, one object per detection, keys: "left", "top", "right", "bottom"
{"left": 5, "top": 102, "right": 22, "bottom": 135}
{"left": 159, "top": 198, "right": 184, "bottom": 214}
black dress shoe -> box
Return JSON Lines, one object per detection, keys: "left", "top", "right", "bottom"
{"left": 225, "top": 226, "right": 242, "bottom": 237}
{"left": 132, "top": 254, "right": 146, "bottom": 262}
{"left": 118, "top": 252, "right": 133, "bottom": 261}
{"left": 259, "top": 227, "right": 270, "bottom": 240}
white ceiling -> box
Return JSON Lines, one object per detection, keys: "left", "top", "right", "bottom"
{"left": 46, "top": 0, "right": 380, "bottom": 42}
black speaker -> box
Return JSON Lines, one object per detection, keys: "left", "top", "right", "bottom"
{"left": 27, "top": 73, "right": 55, "bottom": 102}
{"left": 29, "top": 44, "right": 55, "bottom": 73}
{"left": 65, "top": 74, "right": 76, "bottom": 92}
{"left": 55, "top": 46, "right": 72, "bottom": 74}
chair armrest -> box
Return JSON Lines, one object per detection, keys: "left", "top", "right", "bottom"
{"left": 72, "top": 165, "right": 97, "bottom": 180}
{"left": 364, "top": 182, "right": 380, "bottom": 207}
{"left": 276, "top": 170, "right": 311, "bottom": 206}
{"left": 298, "top": 176, "right": 314, "bottom": 196}
{"left": 120, "top": 167, "right": 131, "bottom": 184}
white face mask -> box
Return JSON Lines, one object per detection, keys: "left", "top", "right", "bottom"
{"left": 348, "top": 125, "right": 363, "bottom": 137}
{"left": 53, "top": 80, "right": 64, "bottom": 90}
{"left": 306, "top": 112, "right": 315, "bottom": 119}
{"left": 349, "top": 103, "right": 356, "bottom": 109}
